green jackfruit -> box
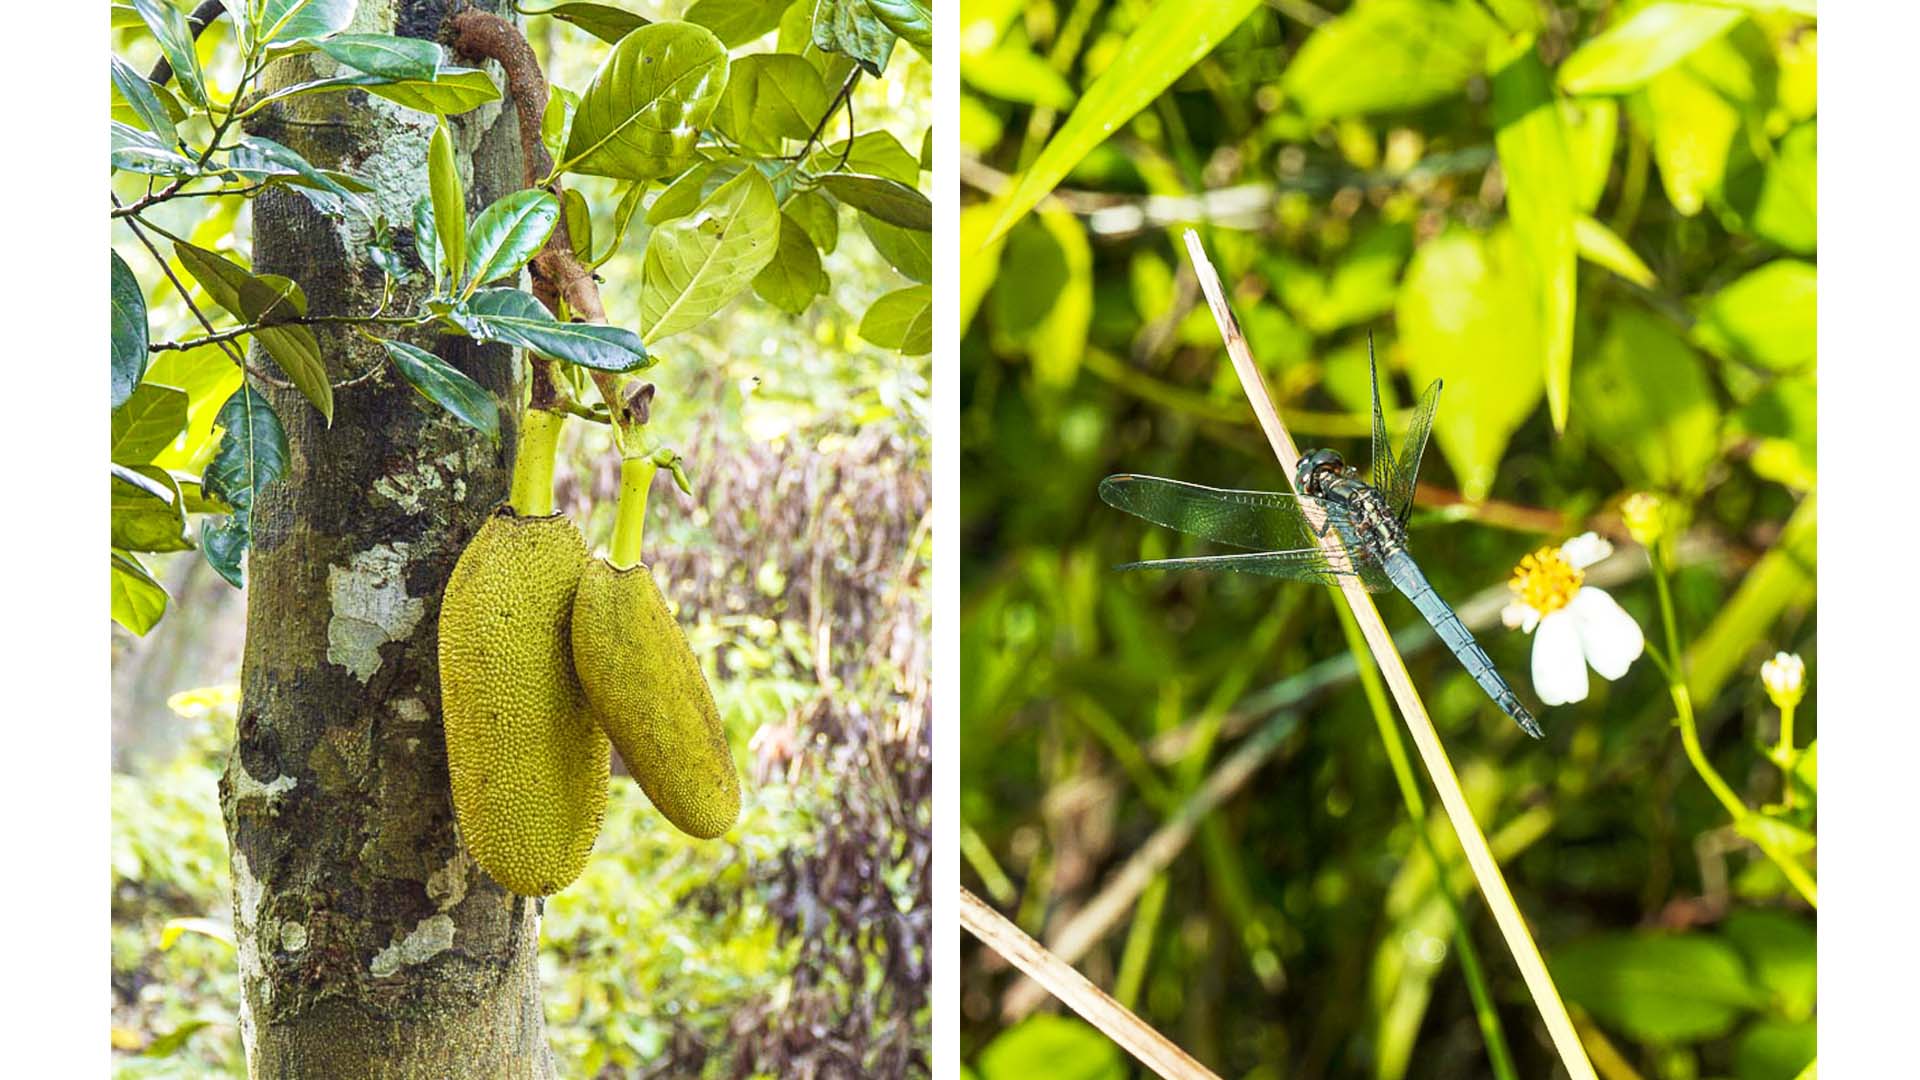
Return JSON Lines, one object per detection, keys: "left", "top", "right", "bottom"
{"left": 439, "top": 508, "right": 609, "bottom": 895}
{"left": 571, "top": 560, "right": 741, "bottom": 839}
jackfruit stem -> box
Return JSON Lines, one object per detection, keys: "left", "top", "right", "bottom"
{"left": 609, "top": 455, "right": 657, "bottom": 570}
{"left": 510, "top": 408, "right": 566, "bottom": 516}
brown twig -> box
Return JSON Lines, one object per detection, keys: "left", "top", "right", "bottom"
{"left": 448, "top": 9, "right": 632, "bottom": 430}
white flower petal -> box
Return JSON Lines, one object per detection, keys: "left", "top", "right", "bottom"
{"left": 1568, "top": 587, "right": 1644, "bottom": 680}
{"left": 1560, "top": 531, "right": 1613, "bottom": 570}
{"left": 1502, "top": 601, "right": 1539, "bottom": 634}
{"left": 1532, "top": 610, "right": 1590, "bottom": 706}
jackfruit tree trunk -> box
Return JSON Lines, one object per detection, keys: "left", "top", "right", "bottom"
{"left": 218, "top": 3, "right": 557, "bottom": 1076}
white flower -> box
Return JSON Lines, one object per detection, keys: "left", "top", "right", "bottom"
{"left": 1502, "top": 532, "right": 1644, "bottom": 707}
{"left": 1760, "top": 652, "right": 1806, "bottom": 709}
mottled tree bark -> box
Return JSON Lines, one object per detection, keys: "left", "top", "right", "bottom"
{"left": 218, "top": 3, "right": 557, "bottom": 1075}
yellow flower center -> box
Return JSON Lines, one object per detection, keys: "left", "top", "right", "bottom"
{"left": 1511, "top": 546, "right": 1583, "bottom": 616}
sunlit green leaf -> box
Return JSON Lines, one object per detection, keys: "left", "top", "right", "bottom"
{"left": 1552, "top": 932, "right": 1762, "bottom": 1043}
{"left": 376, "top": 338, "right": 500, "bottom": 442}
{"left": 646, "top": 163, "right": 715, "bottom": 225}
{"left": 225, "top": 135, "right": 372, "bottom": 218}
{"left": 977, "top": 1015, "right": 1125, "bottom": 1080}
{"left": 685, "top": 0, "right": 787, "bottom": 47}
{"left": 1723, "top": 121, "right": 1815, "bottom": 253}
{"left": 752, "top": 213, "right": 829, "bottom": 315}
{"left": 1492, "top": 39, "right": 1577, "bottom": 431}
{"left": 110, "top": 56, "right": 177, "bottom": 141}
{"left": 1694, "top": 259, "right": 1814, "bottom": 372}
{"left": 786, "top": 189, "right": 839, "bottom": 254}
{"left": 989, "top": 0, "right": 1260, "bottom": 241}
{"left": 715, "top": 53, "right": 829, "bottom": 151}
{"left": 562, "top": 188, "right": 593, "bottom": 263}
{"left": 313, "top": 33, "right": 443, "bottom": 81}
{"left": 859, "top": 285, "right": 931, "bottom": 355}
{"left": 639, "top": 168, "right": 780, "bottom": 343}
{"left": 960, "top": 43, "right": 1076, "bottom": 111}
{"left": 1575, "top": 309, "right": 1719, "bottom": 490}
{"left": 812, "top": 0, "right": 899, "bottom": 76}
{"left": 1644, "top": 63, "right": 1739, "bottom": 215}
{"left": 112, "top": 251, "right": 150, "bottom": 409}
{"left": 111, "top": 548, "right": 170, "bottom": 635}
{"left": 867, "top": 0, "right": 931, "bottom": 53}
{"left": 1559, "top": 3, "right": 1744, "bottom": 94}
{"left": 557, "top": 22, "right": 730, "bottom": 181}
{"left": 251, "top": 67, "right": 503, "bottom": 116}
{"left": 1283, "top": 0, "right": 1499, "bottom": 120}
{"left": 113, "top": 465, "right": 192, "bottom": 553}
{"left": 429, "top": 122, "right": 467, "bottom": 288}
{"left": 258, "top": 0, "right": 356, "bottom": 47}
{"left": 1573, "top": 215, "right": 1655, "bottom": 287}
{"left": 810, "top": 130, "right": 921, "bottom": 184}
{"left": 113, "top": 383, "right": 190, "bottom": 465}
{"left": 463, "top": 190, "right": 560, "bottom": 294}
{"left": 173, "top": 243, "right": 333, "bottom": 423}
{"left": 524, "top": 2, "right": 651, "bottom": 44}
{"left": 1397, "top": 225, "right": 1546, "bottom": 500}
{"left": 1026, "top": 209, "right": 1090, "bottom": 387}
{"left": 861, "top": 214, "right": 931, "bottom": 283}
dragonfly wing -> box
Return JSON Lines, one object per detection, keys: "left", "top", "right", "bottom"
{"left": 1098, "top": 474, "right": 1348, "bottom": 552}
{"left": 1117, "top": 547, "right": 1393, "bottom": 592}
{"left": 1392, "top": 377, "right": 1441, "bottom": 520}
{"left": 1368, "top": 338, "right": 1399, "bottom": 498}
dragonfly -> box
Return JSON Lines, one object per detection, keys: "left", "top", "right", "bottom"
{"left": 1098, "top": 348, "right": 1543, "bottom": 739}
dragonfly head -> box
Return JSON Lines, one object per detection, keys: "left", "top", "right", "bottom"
{"left": 1295, "top": 448, "right": 1346, "bottom": 494}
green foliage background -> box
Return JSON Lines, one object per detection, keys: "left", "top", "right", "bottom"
{"left": 959, "top": 1, "right": 1815, "bottom": 1077}
{"left": 110, "top": 2, "right": 931, "bottom": 1076}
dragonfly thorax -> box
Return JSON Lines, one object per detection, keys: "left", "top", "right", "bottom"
{"left": 1295, "top": 448, "right": 1348, "bottom": 495}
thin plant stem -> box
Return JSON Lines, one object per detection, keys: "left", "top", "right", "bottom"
{"left": 1775, "top": 701, "right": 1797, "bottom": 810}
{"left": 1646, "top": 551, "right": 1818, "bottom": 906}
{"left": 961, "top": 888, "right": 1223, "bottom": 1080}
{"left": 1181, "top": 229, "right": 1598, "bottom": 1080}
{"left": 1334, "top": 603, "right": 1518, "bottom": 1080}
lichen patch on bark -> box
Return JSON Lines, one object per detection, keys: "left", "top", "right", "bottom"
{"left": 326, "top": 542, "right": 427, "bottom": 682}
{"left": 369, "top": 913, "right": 457, "bottom": 978}
{"left": 230, "top": 760, "right": 297, "bottom": 811}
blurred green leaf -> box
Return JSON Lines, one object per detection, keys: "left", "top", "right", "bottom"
{"left": 558, "top": 22, "right": 730, "bottom": 181}
{"left": 1491, "top": 39, "right": 1577, "bottom": 431}
{"left": 976, "top": 1015, "right": 1126, "bottom": 1080}
{"left": 1734, "top": 1020, "right": 1817, "bottom": 1080}
{"left": 1688, "top": 491, "right": 1814, "bottom": 703}
{"left": 988, "top": 0, "right": 1260, "bottom": 241}
{"left": 1559, "top": 3, "right": 1744, "bottom": 95}
{"left": 1644, "top": 63, "right": 1739, "bottom": 215}
{"left": 960, "top": 202, "right": 1006, "bottom": 330}
{"left": 112, "top": 250, "right": 149, "bottom": 409}
{"left": 1723, "top": 909, "right": 1816, "bottom": 1020}
{"left": 1552, "top": 932, "right": 1763, "bottom": 1042}
{"left": 1268, "top": 222, "right": 1410, "bottom": 335}
{"left": 1724, "top": 122, "right": 1815, "bottom": 253}
{"left": 1695, "top": 259, "right": 1815, "bottom": 373}
{"left": 1561, "top": 97, "right": 1618, "bottom": 213}
{"left": 1396, "top": 225, "right": 1546, "bottom": 500}
{"left": 1575, "top": 309, "right": 1719, "bottom": 491}
{"left": 640, "top": 169, "right": 780, "bottom": 343}
{"left": 1284, "top": 0, "right": 1499, "bottom": 120}
{"left": 961, "top": 43, "right": 1076, "bottom": 110}
{"left": 1574, "top": 214, "right": 1656, "bottom": 288}
{"left": 111, "top": 548, "right": 169, "bottom": 636}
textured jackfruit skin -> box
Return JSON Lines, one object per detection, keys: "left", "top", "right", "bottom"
{"left": 438, "top": 509, "right": 610, "bottom": 895}
{"left": 571, "top": 561, "right": 741, "bottom": 839}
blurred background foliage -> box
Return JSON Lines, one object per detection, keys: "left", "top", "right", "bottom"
{"left": 959, "top": 1, "right": 1814, "bottom": 1078}
{"left": 110, "top": 4, "right": 930, "bottom": 1076}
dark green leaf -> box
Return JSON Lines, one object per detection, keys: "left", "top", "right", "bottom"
{"left": 111, "top": 251, "right": 150, "bottom": 409}
{"left": 313, "top": 33, "right": 444, "bottom": 81}
{"left": 463, "top": 190, "right": 560, "bottom": 293}
{"left": 376, "top": 338, "right": 500, "bottom": 442}
{"left": 111, "top": 549, "right": 170, "bottom": 635}
{"left": 715, "top": 54, "right": 829, "bottom": 151}
{"left": 685, "top": 0, "right": 787, "bottom": 47}
{"left": 812, "top": 0, "right": 897, "bottom": 76}
{"left": 172, "top": 243, "right": 333, "bottom": 422}
{"left": 819, "top": 173, "right": 930, "bottom": 230}
{"left": 1551, "top": 932, "right": 1762, "bottom": 1043}
{"left": 1734, "top": 1020, "right": 1816, "bottom": 1080}
{"left": 752, "top": 213, "right": 829, "bottom": 315}
{"left": 1723, "top": 910, "right": 1816, "bottom": 1019}
{"left": 112, "top": 466, "right": 192, "bottom": 552}
{"left": 522, "top": 2, "right": 651, "bottom": 45}
{"left": 859, "top": 284, "right": 930, "bottom": 355}
{"left": 429, "top": 122, "right": 467, "bottom": 288}
{"left": 111, "top": 122, "right": 197, "bottom": 175}
{"left": 110, "top": 56, "right": 177, "bottom": 140}
{"left": 112, "top": 384, "right": 190, "bottom": 465}
{"left": 258, "top": 0, "right": 356, "bottom": 46}
{"left": 867, "top": 0, "right": 930, "bottom": 53}
{"left": 453, "top": 289, "right": 654, "bottom": 372}
{"left": 861, "top": 214, "right": 930, "bottom": 282}
{"left": 1575, "top": 309, "right": 1720, "bottom": 490}
{"left": 200, "top": 514, "right": 250, "bottom": 588}
{"left": 413, "top": 196, "right": 444, "bottom": 289}
{"left": 639, "top": 168, "right": 780, "bottom": 343}
{"left": 204, "top": 385, "right": 290, "bottom": 518}
{"left": 132, "top": 0, "right": 209, "bottom": 107}
{"left": 225, "top": 135, "right": 371, "bottom": 217}
{"left": 556, "top": 22, "right": 730, "bottom": 181}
